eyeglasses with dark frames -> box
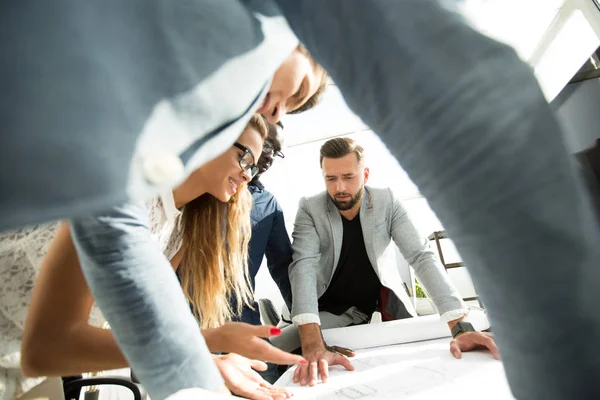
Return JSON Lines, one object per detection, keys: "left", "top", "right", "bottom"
{"left": 232, "top": 142, "right": 260, "bottom": 178}
{"left": 262, "top": 141, "right": 285, "bottom": 159}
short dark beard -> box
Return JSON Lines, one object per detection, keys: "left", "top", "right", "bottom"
{"left": 330, "top": 185, "right": 363, "bottom": 211}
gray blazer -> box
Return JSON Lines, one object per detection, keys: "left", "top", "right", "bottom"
{"left": 289, "top": 186, "right": 467, "bottom": 325}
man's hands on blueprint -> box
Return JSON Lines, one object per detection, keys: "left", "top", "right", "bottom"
{"left": 449, "top": 331, "right": 500, "bottom": 360}
{"left": 294, "top": 320, "right": 500, "bottom": 387}
{"left": 296, "top": 323, "right": 356, "bottom": 386}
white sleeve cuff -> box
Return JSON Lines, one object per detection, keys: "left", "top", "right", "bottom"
{"left": 440, "top": 308, "right": 469, "bottom": 322}
{"left": 292, "top": 313, "right": 321, "bottom": 326}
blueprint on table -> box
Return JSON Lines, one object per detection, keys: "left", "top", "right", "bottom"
{"left": 275, "top": 312, "right": 512, "bottom": 399}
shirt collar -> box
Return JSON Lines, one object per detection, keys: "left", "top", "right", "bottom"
{"left": 160, "top": 189, "right": 182, "bottom": 223}
{"left": 250, "top": 179, "right": 264, "bottom": 191}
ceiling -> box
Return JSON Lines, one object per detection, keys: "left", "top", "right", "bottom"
{"left": 458, "top": 0, "right": 566, "bottom": 61}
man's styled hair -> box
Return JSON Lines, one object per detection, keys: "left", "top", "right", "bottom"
{"left": 319, "top": 137, "right": 365, "bottom": 167}
{"left": 288, "top": 44, "right": 328, "bottom": 115}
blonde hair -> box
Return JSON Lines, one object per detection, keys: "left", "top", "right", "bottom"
{"left": 178, "top": 114, "right": 268, "bottom": 329}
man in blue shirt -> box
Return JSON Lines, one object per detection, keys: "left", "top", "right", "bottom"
{"left": 231, "top": 121, "right": 293, "bottom": 384}
{"left": 238, "top": 121, "right": 293, "bottom": 326}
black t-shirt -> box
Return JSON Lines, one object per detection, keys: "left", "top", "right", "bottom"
{"left": 318, "top": 214, "right": 382, "bottom": 316}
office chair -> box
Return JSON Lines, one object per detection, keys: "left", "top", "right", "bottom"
{"left": 62, "top": 374, "right": 147, "bottom": 400}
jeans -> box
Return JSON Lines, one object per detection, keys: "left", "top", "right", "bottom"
{"left": 275, "top": 1, "right": 600, "bottom": 398}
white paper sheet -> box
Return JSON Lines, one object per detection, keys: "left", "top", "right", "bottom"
{"left": 321, "top": 311, "right": 490, "bottom": 351}
{"left": 276, "top": 338, "right": 513, "bottom": 399}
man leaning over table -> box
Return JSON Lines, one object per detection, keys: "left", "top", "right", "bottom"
{"left": 278, "top": 138, "right": 499, "bottom": 386}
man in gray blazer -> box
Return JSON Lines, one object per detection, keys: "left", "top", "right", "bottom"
{"left": 286, "top": 138, "right": 499, "bottom": 386}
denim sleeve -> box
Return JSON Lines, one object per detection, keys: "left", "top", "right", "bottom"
{"left": 275, "top": 1, "right": 600, "bottom": 398}
{"left": 265, "top": 207, "right": 293, "bottom": 311}
{"left": 70, "top": 202, "right": 223, "bottom": 399}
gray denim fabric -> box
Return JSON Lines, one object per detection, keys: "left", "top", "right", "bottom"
{"left": 0, "top": 0, "right": 296, "bottom": 230}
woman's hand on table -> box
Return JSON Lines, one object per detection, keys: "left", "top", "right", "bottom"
{"left": 203, "top": 322, "right": 307, "bottom": 366}
{"left": 213, "top": 353, "right": 293, "bottom": 400}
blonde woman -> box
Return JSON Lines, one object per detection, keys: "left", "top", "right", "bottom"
{"left": 12, "top": 116, "right": 302, "bottom": 400}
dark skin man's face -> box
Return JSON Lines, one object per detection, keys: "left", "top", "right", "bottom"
{"left": 256, "top": 125, "right": 284, "bottom": 175}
